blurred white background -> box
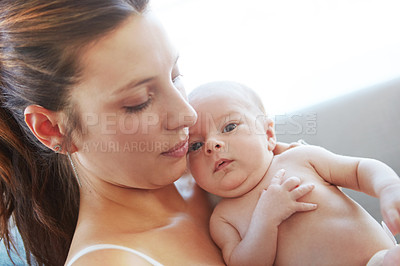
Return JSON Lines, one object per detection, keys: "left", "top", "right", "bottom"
{"left": 151, "top": 0, "right": 400, "bottom": 114}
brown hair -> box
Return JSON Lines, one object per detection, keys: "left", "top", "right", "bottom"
{"left": 0, "top": 0, "right": 149, "bottom": 265}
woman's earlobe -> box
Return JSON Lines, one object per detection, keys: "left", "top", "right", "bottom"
{"left": 24, "top": 105, "right": 64, "bottom": 150}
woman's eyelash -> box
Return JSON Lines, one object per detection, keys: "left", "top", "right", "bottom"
{"left": 172, "top": 74, "right": 183, "bottom": 83}
{"left": 124, "top": 98, "right": 152, "bottom": 113}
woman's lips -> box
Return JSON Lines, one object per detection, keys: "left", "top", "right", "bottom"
{"left": 162, "top": 138, "right": 189, "bottom": 158}
{"left": 214, "top": 159, "right": 233, "bottom": 172}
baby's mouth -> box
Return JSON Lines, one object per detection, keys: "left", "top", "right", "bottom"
{"left": 214, "top": 159, "right": 233, "bottom": 172}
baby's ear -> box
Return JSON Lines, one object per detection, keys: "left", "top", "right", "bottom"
{"left": 265, "top": 118, "right": 276, "bottom": 151}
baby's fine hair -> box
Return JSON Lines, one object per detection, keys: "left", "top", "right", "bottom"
{"left": 189, "top": 81, "right": 267, "bottom": 116}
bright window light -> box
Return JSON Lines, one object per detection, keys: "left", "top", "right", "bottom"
{"left": 151, "top": 0, "right": 400, "bottom": 114}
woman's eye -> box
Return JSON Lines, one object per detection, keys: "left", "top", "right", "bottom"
{"left": 172, "top": 74, "right": 183, "bottom": 85}
{"left": 188, "top": 142, "right": 203, "bottom": 152}
{"left": 223, "top": 123, "right": 237, "bottom": 133}
{"left": 124, "top": 98, "right": 152, "bottom": 113}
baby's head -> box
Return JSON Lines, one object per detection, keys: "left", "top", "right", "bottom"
{"left": 187, "top": 81, "right": 276, "bottom": 198}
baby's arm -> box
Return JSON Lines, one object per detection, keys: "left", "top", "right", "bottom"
{"left": 304, "top": 145, "right": 400, "bottom": 235}
{"left": 210, "top": 170, "right": 317, "bottom": 266}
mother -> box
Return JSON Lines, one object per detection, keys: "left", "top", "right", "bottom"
{"left": 0, "top": 1, "right": 292, "bottom": 265}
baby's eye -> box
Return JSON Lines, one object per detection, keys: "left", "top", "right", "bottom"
{"left": 188, "top": 142, "right": 203, "bottom": 152}
{"left": 223, "top": 123, "right": 237, "bottom": 133}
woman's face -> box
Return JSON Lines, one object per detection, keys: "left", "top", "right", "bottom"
{"left": 70, "top": 13, "right": 197, "bottom": 189}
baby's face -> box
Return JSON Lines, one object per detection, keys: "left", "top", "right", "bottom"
{"left": 188, "top": 89, "right": 275, "bottom": 197}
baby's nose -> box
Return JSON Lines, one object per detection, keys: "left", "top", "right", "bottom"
{"left": 205, "top": 139, "right": 224, "bottom": 154}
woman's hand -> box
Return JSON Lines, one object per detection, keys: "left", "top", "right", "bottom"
{"left": 273, "top": 140, "right": 308, "bottom": 155}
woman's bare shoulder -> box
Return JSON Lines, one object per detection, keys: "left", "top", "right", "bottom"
{"left": 67, "top": 246, "right": 159, "bottom": 266}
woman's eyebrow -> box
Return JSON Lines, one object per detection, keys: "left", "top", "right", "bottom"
{"left": 112, "top": 54, "right": 179, "bottom": 96}
{"left": 113, "top": 77, "right": 155, "bottom": 96}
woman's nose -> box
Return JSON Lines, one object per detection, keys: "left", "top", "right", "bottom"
{"left": 163, "top": 86, "right": 197, "bottom": 131}
{"left": 205, "top": 138, "right": 225, "bottom": 155}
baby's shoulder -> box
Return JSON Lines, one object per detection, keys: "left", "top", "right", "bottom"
{"left": 275, "top": 144, "right": 329, "bottom": 161}
{"left": 211, "top": 196, "right": 248, "bottom": 221}
{"left": 212, "top": 197, "right": 238, "bottom": 214}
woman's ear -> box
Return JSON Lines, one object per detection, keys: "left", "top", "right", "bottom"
{"left": 265, "top": 118, "right": 276, "bottom": 151}
{"left": 24, "top": 105, "right": 66, "bottom": 152}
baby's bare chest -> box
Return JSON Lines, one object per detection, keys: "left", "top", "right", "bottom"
{"left": 223, "top": 164, "right": 393, "bottom": 265}
{"left": 224, "top": 164, "right": 329, "bottom": 236}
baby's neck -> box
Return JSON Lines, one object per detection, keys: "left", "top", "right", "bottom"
{"left": 235, "top": 156, "right": 276, "bottom": 198}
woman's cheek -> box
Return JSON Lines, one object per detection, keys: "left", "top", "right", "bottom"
{"left": 118, "top": 115, "right": 142, "bottom": 135}
{"left": 138, "top": 113, "right": 160, "bottom": 134}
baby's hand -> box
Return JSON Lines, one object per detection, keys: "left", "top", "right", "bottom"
{"left": 258, "top": 169, "right": 317, "bottom": 225}
{"left": 380, "top": 183, "right": 400, "bottom": 235}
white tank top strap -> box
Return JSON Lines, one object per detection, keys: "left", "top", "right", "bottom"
{"left": 66, "top": 244, "right": 163, "bottom": 266}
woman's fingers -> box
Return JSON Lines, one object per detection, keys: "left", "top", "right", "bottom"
{"left": 273, "top": 139, "right": 308, "bottom": 155}
{"left": 273, "top": 142, "right": 291, "bottom": 155}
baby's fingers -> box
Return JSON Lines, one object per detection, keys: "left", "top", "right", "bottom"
{"left": 270, "top": 169, "right": 286, "bottom": 186}
{"left": 282, "top": 176, "right": 301, "bottom": 191}
{"left": 383, "top": 209, "right": 400, "bottom": 236}
{"left": 295, "top": 202, "right": 318, "bottom": 212}
{"left": 291, "top": 183, "right": 315, "bottom": 200}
